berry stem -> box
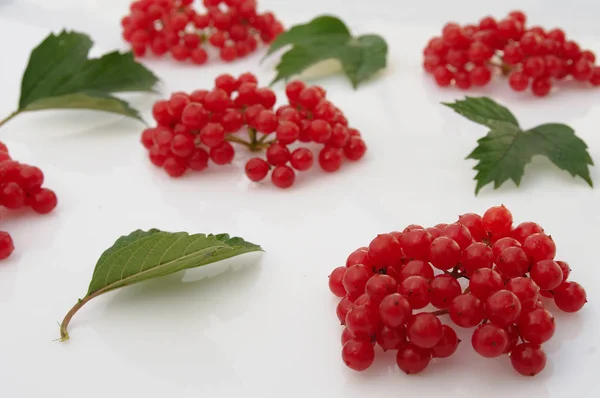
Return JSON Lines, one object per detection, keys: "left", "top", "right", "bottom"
{"left": 430, "top": 309, "right": 449, "bottom": 316}
{"left": 225, "top": 134, "right": 252, "bottom": 148}
{"left": 0, "top": 111, "right": 19, "bottom": 130}
{"left": 59, "top": 290, "right": 103, "bottom": 342}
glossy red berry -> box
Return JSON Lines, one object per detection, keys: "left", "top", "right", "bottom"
{"left": 510, "top": 343, "right": 546, "bottom": 376}
{"left": 245, "top": 158, "right": 270, "bottom": 182}
{"left": 271, "top": 165, "right": 295, "bottom": 189}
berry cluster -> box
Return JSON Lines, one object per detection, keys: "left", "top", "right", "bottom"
{"left": 328, "top": 205, "right": 586, "bottom": 376}
{"left": 423, "top": 10, "right": 600, "bottom": 96}
{"left": 122, "top": 0, "right": 283, "bottom": 64}
{"left": 141, "top": 73, "right": 367, "bottom": 188}
{"left": 0, "top": 142, "right": 58, "bottom": 260}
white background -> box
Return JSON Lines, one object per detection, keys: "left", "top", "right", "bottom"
{"left": 1, "top": 0, "right": 599, "bottom": 397}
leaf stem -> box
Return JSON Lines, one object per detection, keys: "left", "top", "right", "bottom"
{"left": 59, "top": 290, "right": 103, "bottom": 342}
{"left": 0, "top": 111, "right": 19, "bottom": 130}
{"left": 225, "top": 134, "right": 252, "bottom": 148}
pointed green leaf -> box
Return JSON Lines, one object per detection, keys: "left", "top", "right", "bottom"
{"left": 265, "top": 15, "right": 351, "bottom": 57}
{"left": 266, "top": 15, "right": 387, "bottom": 88}
{"left": 448, "top": 97, "right": 594, "bottom": 194}
{"left": 59, "top": 229, "right": 262, "bottom": 341}
{"left": 21, "top": 92, "right": 144, "bottom": 121}
{"left": 443, "top": 96, "right": 520, "bottom": 130}
{"left": 7, "top": 30, "right": 159, "bottom": 126}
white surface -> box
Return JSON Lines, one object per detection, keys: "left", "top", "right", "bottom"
{"left": 1, "top": 1, "right": 599, "bottom": 397}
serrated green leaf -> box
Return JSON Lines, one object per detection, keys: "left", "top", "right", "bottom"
{"left": 266, "top": 15, "right": 387, "bottom": 88}
{"left": 448, "top": 97, "right": 594, "bottom": 194}
{"left": 59, "top": 229, "right": 262, "bottom": 341}
{"left": 525, "top": 123, "right": 594, "bottom": 186}
{"left": 443, "top": 96, "right": 520, "bottom": 130}
{"left": 0, "top": 30, "right": 159, "bottom": 128}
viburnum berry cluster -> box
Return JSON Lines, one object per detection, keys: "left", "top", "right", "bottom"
{"left": 141, "top": 73, "right": 367, "bottom": 188}
{"left": 329, "top": 205, "right": 587, "bottom": 376}
{"left": 423, "top": 10, "right": 600, "bottom": 96}
{"left": 122, "top": 0, "right": 284, "bottom": 64}
{"left": 0, "top": 142, "right": 57, "bottom": 260}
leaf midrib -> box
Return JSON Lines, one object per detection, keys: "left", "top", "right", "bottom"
{"left": 90, "top": 244, "right": 227, "bottom": 297}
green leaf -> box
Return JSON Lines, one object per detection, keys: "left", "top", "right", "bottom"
{"left": 443, "top": 96, "right": 520, "bottom": 130}
{"left": 447, "top": 97, "right": 594, "bottom": 194}
{"left": 59, "top": 229, "right": 262, "bottom": 341}
{"left": 265, "top": 15, "right": 388, "bottom": 88}
{"left": 0, "top": 30, "right": 159, "bottom": 128}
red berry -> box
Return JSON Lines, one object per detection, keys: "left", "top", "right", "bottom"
{"left": 508, "top": 71, "right": 529, "bottom": 91}
{"left": 510, "top": 343, "right": 546, "bottom": 376}
{"left": 469, "top": 268, "right": 504, "bottom": 301}
{"left": 396, "top": 343, "right": 432, "bottom": 375}
{"left": 530, "top": 77, "right": 551, "bottom": 97}
{"left": 329, "top": 266, "right": 347, "bottom": 297}
{"left": 221, "top": 109, "right": 244, "bottom": 133}
{"left": 215, "top": 74, "right": 239, "bottom": 94}
{"left": 266, "top": 143, "right": 290, "bottom": 166}
{"left": 572, "top": 58, "right": 594, "bottom": 81}
{"left": 318, "top": 147, "right": 342, "bottom": 172}
{"left": 1, "top": 182, "right": 25, "bottom": 209}
{"left": 429, "top": 236, "right": 461, "bottom": 270}
{"left": 492, "top": 237, "right": 521, "bottom": 260}
{"left": 523, "top": 233, "right": 556, "bottom": 262}
{"left": 530, "top": 260, "right": 563, "bottom": 291}
{"left": 407, "top": 313, "right": 443, "bottom": 349}
{"left": 163, "top": 157, "right": 187, "bottom": 177}
{"left": 379, "top": 293, "right": 412, "bottom": 329}
{"left": 458, "top": 213, "right": 486, "bottom": 241}
{"left": 486, "top": 290, "right": 522, "bottom": 327}
{"left": 245, "top": 158, "right": 270, "bottom": 182}
{"left": 368, "top": 233, "right": 402, "bottom": 267}
{"left": 429, "top": 274, "right": 461, "bottom": 309}
{"left": 346, "top": 247, "right": 370, "bottom": 268}
{"left": 472, "top": 323, "right": 509, "bottom": 358}
{"left": 297, "top": 87, "right": 323, "bottom": 110}
{"left": 461, "top": 242, "right": 493, "bottom": 275}
{"left": 496, "top": 247, "right": 530, "bottom": 278}
{"left": 308, "top": 120, "right": 332, "bottom": 143}
{"left": 483, "top": 205, "right": 513, "bottom": 236}
{"left": 441, "top": 223, "right": 472, "bottom": 250}
{"left": 344, "top": 137, "right": 367, "bottom": 161}
{"left": 209, "top": 141, "right": 235, "bottom": 165}
{"left": 345, "top": 304, "right": 380, "bottom": 339}
{"left": 376, "top": 326, "right": 406, "bottom": 351}
{"left": 553, "top": 281, "right": 587, "bottom": 312}
{"left": 337, "top": 298, "right": 354, "bottom": 325}
{"left": 169, "top": 134, "right": 194, "bottom": 158}
{"left": 204, "top": 89, "right": 230, "bottom": 113}
{"left": 512, "top": 222, "right": 544, "bottom": 244}
{"left": 517, "top": 308, "right": 555, "bottom": 345}
{"left": 400, "top": 229, "right": 433, "bottom": 261}
{"left": 431, "top": 325, "right": 459, "bottom": 358}
{"left": 433, "top": 66, "right": 453, "bottom": 87}
{"left": 285, "top": 80, "right": 305, "bottom": 103}
{"left": 200, "top": 123, "right": 225, "bottom": 147}
{"left": 449, "top": 294, "right": 485, "bottom": 328}
{"left": 399, "top": 276, "right": 430, "bottom": 309}
{"left": 181, "top": 103, "right": 209, "bottom": 129}
{"left": 254, "top": 110, "right": 278, "bottom": 134}
{"left": 503, "top": 43, "right": 524, "bottom": 65}
{"left": 342, "top": 340, "right": 375, "bottom": 371}
{"left": 187, "top": 148, "right": 209, "bottom": 171}
{"left": 365, "top": 274, "right": 398, "bottom": 303}
{"left": 506, "top": 277, "right": 540, "bottom": 308}
{"left": 290, "top": 148, "right": 313, "bottom": 171}
{"left": 0, "top": 231, "right": 14, "bottom": 260}
{"left": 400, "top": 260, "right": 434, "bottom": 281}
{"left": 271, "top": 165, "right": 295, "bottom": 188}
